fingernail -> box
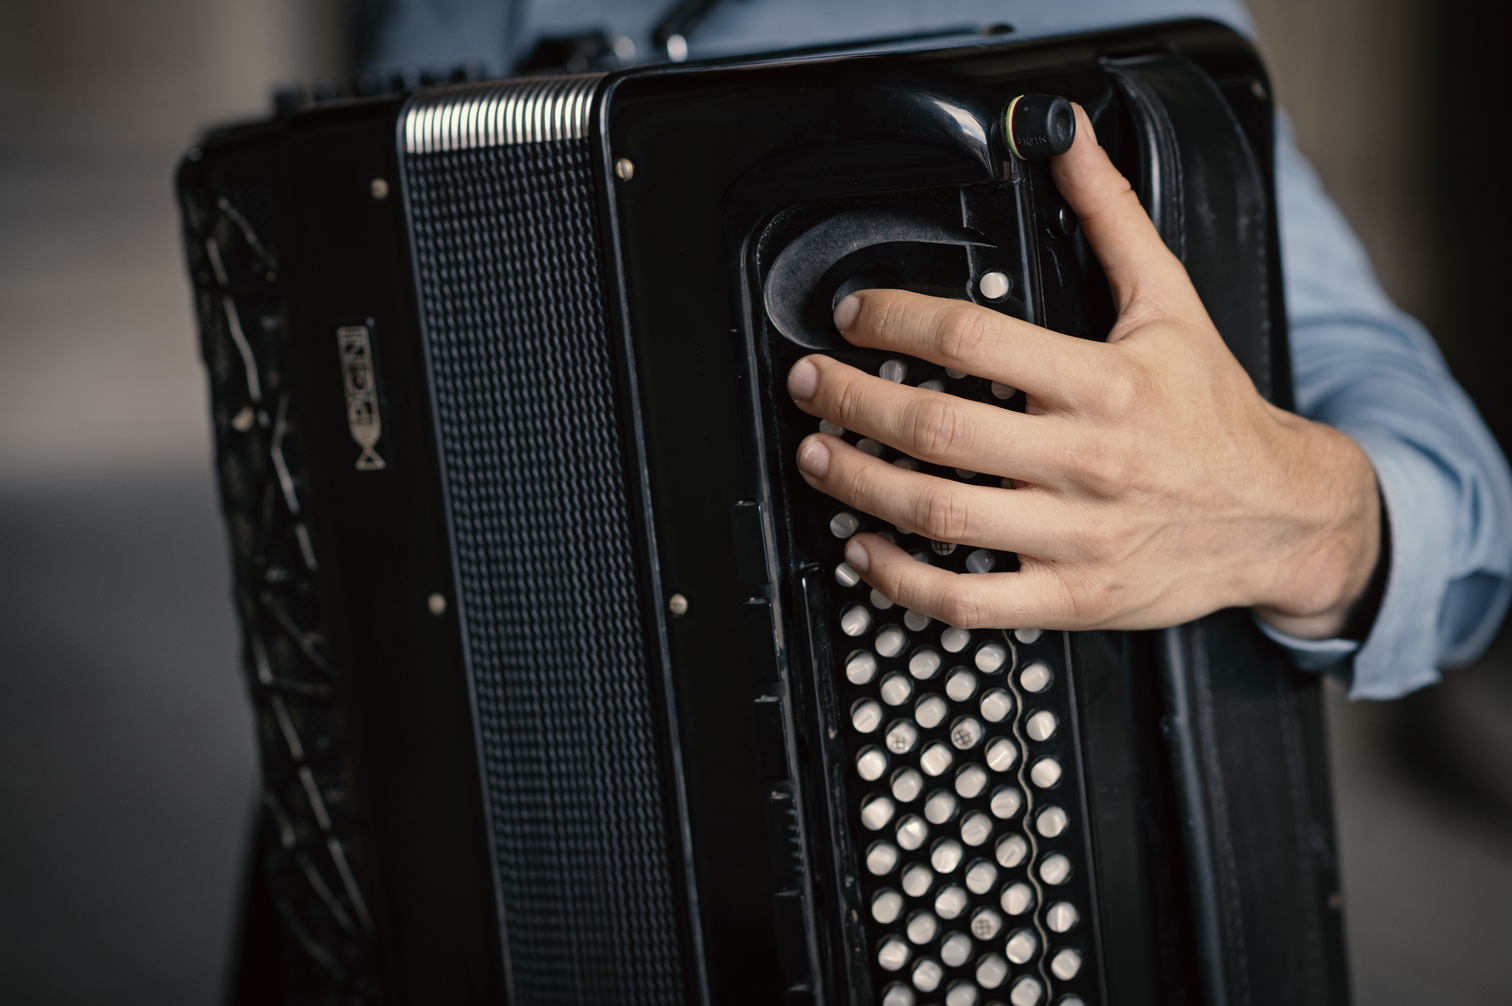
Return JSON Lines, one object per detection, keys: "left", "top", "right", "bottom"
{"left": 788, "top": 358, "right": 818, "bottom": 400}
{"left": 833, "top": 294, "right": 860, "bottom": 332}
{"left": 797, "top": 436, "right": 829, "bottom": 478}
{"left": 845, "top": 536, "right": 869, "bottom": 573}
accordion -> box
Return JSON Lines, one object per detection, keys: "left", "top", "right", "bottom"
{"left": 178, "top": 18, "right": 1349, "bottom": 1006}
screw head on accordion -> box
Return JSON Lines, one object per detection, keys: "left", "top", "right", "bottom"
{"left": 177, "top": 18, "right": 1350, "bottom": 1006}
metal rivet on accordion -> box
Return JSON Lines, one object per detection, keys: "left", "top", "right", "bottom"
{"left": 978, "top": 271, "right": 1011, "bottom": 300}
{"left": 1001, "top": 882, "right": 1034, "bottom": 916}
{"left": 1050, "top": 947, "right": 1083, "bottom": 980}
{"left": 667, "top": 593, "right": 689, "bottom": 616}
{"left": 941, "top": 932, "right": 974, "bottom": 968}
{"left": 1005, "top": 927, "right": 1038, "bottom": 964}
{"left": 427, "top": 592, "right": 447, "bottom": 616}
{"left": 370, "top": 177, "right": 389, "bottom": 200}
{"left": 614, "top": 158, "right": 635, "bottom": 180}
{"left": 934, "top": 884, "right": 969, "bottom": 919}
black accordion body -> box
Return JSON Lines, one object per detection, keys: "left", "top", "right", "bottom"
{"left": 178, "top": 19, "right": 1349, "bottom": 1006}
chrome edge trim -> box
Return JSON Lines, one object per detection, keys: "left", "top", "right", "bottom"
{"left": 403, "top": 74, "right": 603, "bottom": 153}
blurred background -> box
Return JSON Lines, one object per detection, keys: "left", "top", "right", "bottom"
{"left": 1, "top": 0, "right": 1509, "bottom": 1003}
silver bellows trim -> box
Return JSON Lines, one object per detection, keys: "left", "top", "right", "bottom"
{"left": 403, "top": 74, "right": 603, "bottom": 153}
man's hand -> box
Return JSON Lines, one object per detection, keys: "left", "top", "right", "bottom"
{"left": 786, "top": 105, "right": 1380, "bottom": 639}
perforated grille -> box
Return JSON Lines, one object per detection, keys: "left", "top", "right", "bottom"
{"left": 404, "top": 137, "right": 686, "bottom": 1004}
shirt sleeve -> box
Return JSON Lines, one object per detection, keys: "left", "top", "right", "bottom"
{"left": 1261, "top": 117, "right": 1512, "bottom": 699}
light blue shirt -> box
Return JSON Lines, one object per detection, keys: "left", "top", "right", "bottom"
{"left": 366, "top": 0, "right": 1512, "bottom": 699}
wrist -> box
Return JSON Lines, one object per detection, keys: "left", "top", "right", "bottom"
{"left": 1252, "top": 421, "right": 1382, "bottom": 640}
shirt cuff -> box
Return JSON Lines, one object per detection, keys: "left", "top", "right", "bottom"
{"left": 1253, "top": 430, "right": 1453, "bottom": 699}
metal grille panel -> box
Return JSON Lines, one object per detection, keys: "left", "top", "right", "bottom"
{"left": 404, "top": 128, "right": 685, "bottom": 1003}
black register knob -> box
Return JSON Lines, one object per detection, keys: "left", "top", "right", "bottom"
{"left": 1004, "top": 93, "right": 1076, "bottom": 160}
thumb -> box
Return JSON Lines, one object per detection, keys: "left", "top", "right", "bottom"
{"left": 1050, "top": 104, "right": 1190, "bottom": 316}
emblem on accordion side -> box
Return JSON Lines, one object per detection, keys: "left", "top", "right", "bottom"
{"left": 337, "top": 323, "right": 386, "bottom": 471}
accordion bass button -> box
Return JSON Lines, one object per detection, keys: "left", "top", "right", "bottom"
{"left": 876, "top": 624, "right": 909, "bottom": 657}
{"left": 880, "top": 359, "right": 909, "bottom": 383}
{"left": 1046, "top": 901, "right": 1080, "bottom": 933}
{"left": 979, "top": 688, "right": 1013, "bottom": 723}
{"left": 960, "top": 811, "right": 993, "bottom": 846}
{"left": 1005, "top": 928, "right": 1038, "bottom": 964}
{"left": 1020, "top": 661, "right": 1053, "bottom": 692}
{"left": 934, "top": 884, "right": 969, "bottom": 919}
{"left": 950, "top": 716, "right": 984, "bottom": 750}
{"left": 880, "top": 672, "right": 914, "bottom": 707}
{"left": 901, "top": 862, "right": 934, "bottom": 897}
{"left": 873, "top": 888, "right": 905, "bottom": 924}
{"left": 852, "top": 699, "right": 884, "bottom": 733}
{"left": 1050, "top": 947, "right": 1083, "bottom": 980}
{"left": 1036, "top": 805, "right": 1069, "bottom": 838}
{"left": 905, "top": 910, "right": 939, "bottom": 944}
{"left": 940, "top": 932, "right": 974, "bottom": 968}
{"left": 881, "top": 983, "right": 917, "bottom": 1006}
{"left": 855, "top": 745, "right": 888, "bottom": 781}
{"left": 878, "top": 934, "right": 911, "bottom": 969}
{"left": 964, "top": 859, "right": 998, "bottom": 894}
{"left": 996, "top": 836, "right": 1030, "bottom": 871}
{"left": 1009, "top": 975, "right": 1044, "bottom": 1006}
{"left": 974, "top": 642, "right": 1008, "bottom": 673}
{"left": 830, "top": 511, "right": 862, "bottom": 538}
{"left": 911, "top": 958, "right": 944, "bottom": 993}
{"left": 840, "top": 604, "right": 872, "bottom": 637}
{"left": 1001, "top": 881, "right": 1034, "bottom": 916}
{"left": 989, "top": 785, "right": 1023, "bottom": 819}
{"left": 1039, "top": 853, "right": 1073, "bottom": 886}
{"left": 945, "top": 979, "right": 980, "bottom": 1006}
{"left": 891, "top": 767, "right": 925, "bottom": 803}
{"left": 970, "top": 906, "right": 1004, "bottom": 939}
{"left": 976, "top": 953, "right": 1009, "bottom": 989}
{"left": 895, "top": 814, "right": 929, "bottom": 851}
{"left": 866, "top": 841, "right": 901, "bottom": 875}
{"left": 940, "top": 626, "right": 971, "bottom": 652}
{"left": 846, "top": 650, "right": 879, "bottom": 685}
{"left": 835, "top": 561, "right": 863, "bottom": 588}
{"left": 915, "top": 695, "right": 949, "bottom": 730}
{"left": 929, "top": 837, "right": 964, "bottom": 872}
{"left": 965, "top": 548, "right": 996, "bottom": 574}
{"left": 909, "top": 647, "right": 943, "bottom": 679}
{"left": 955, "top": 763, "right": 988, "bottom": 798}
{"left": 1025, "top": 709, "right": 1058, "bottom": 741}
{"left": 945, "top": 667, "right": 977, "bottom": 701}
{"left": 861, "top": 794, "right": 897, "bottom": 830}
{"left": 904, "top": 609, "right": 932, "bottom": 631}
{"left": 1013, "top": 627, "right": 1044, "bottom": 645}
{"left": 886, "top": 719, "right": 919, "bottom": 754}
{"left": 985, "top": 737, "right": 1019, "bottom": 773}
{"left": 1029, "top": 757, "right": 1063, "bottom": 789}
{"left": 920, "top": 742, "right": 954, "bottom": 777}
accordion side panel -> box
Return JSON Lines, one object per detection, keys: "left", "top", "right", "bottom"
{"left": 402, "top": 133, "right": 687, "bottom": 1001}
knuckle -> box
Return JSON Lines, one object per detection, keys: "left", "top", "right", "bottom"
{"left": 935, "top": 305, "right": 991, "bottom": 367}
{"left": 938, "top": 584, "right": 985, "bottom": 629}
{"left": 910, "top": 397, "right": 970, "bottom": 461}
{"left": 1095, "top": 358, "right": 1146, "bottom": 422}
{"left": 913, "top": 484, "right": 970, "bottom": 542}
